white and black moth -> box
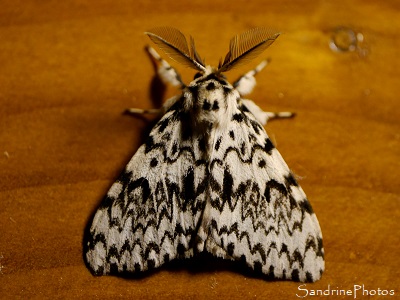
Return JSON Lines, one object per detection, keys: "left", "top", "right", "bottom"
{"left": 85, "top": 27, "right": 324, "bottom": 282}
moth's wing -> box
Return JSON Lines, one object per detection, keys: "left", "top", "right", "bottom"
{"left": 85, "top": 101, "right": 207, "bottom": 275}
{"left": 203, "top": 105, "right": 324, "bottom": 282}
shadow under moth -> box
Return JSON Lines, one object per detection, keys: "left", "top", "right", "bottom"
{"left": 85, "top": 27, "right": 324, "bottom": 282}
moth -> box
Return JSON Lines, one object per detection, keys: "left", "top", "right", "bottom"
{"left": 85, "top": 27, "right": 324, "bottom": 282}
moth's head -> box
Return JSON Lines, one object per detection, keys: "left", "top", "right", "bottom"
{"left": 145, "top": 26, "right": 280, "bottom": 77}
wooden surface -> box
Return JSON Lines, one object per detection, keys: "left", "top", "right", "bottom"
{"left": 1, "top": 0, "right": 399, "bottom": 298}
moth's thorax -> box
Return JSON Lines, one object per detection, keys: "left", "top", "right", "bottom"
{"left": 184, "top": 73, "right": 239, "bottom": 128}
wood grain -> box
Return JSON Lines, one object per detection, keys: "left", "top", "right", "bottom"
{"left": 1, "top": 0, "right": 399, "bottom": 298}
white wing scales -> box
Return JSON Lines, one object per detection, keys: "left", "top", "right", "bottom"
{"left": 86, "top": 28, "right": 325, "bottom": 281}
{"left": 86, "top": 97, "right": 324, "bottom": 282}
{"left": 201, "top": 105, "right": 324, "bottom": 282}
{"left": 85, "top": 100, "right": 208, "bottom": 275}
{"left": 86, "top": 96, "right": 324, "bottom": 282}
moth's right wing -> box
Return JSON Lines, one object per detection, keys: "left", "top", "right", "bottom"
{"left": 85, "top": 99, "right": 207, "bottom": 275}
{"left": 201, "top": 104, "right": 324, "bottom": 282}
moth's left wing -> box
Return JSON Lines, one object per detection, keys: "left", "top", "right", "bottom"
{"left": 201, "top": 104, "right": 324, "bottom": 282}
{"left": 85, "top": 100, "right": 208, "bottom": 275}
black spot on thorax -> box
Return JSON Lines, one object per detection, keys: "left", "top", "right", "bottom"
{"left": 206, "top": 82, "right": 216, "bottom": 90}
{"left": 202, "top": 99, "right": 211, "bottom": 110}
{"left": 223, "top": 86, "right": 232, "bottom": 95}
{"left": 232, "top": 113, "right": 245, "bottom": 123}
{"left": 212, "top": 100, "right": 219, "bottom": 111}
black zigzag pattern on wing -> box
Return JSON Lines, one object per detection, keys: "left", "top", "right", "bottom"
{"left": 208, "top": 219, "right": 323, "bottom": 268}
{"left": 85, "top": 102, "right": 211, "bottom": 275}
{"left": 204, "top": 106, "right": 324, "bottom": 282}
{"left": 208, "top": 170, "right": 314, "bottom": 235}
{"left": 86, "top": 94, "right": 324, "bottom": 281}
{"left": 98, "top": 173, "right": 208, "bottom": 236}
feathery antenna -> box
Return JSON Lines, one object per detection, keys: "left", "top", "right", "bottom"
{"left": 145, "top": 27, "right": 206, "bottom": 71}
{"left": 218, "top": 28, "right": 280, "bottom": 73}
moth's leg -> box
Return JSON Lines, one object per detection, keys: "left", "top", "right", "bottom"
{"left": 125, "top": 108, "right": 162, "bottom": 114}
{"left": 233, "top": 59, "right": 269, "bottom": 96}
{"left": 241, "top": 99, "right": 295, "bottom": 125}
{"left": 236, "top": 60, "right": 294, "bottom": 124}
{"left": 125, "top": 47, "right": 185, "bottom": 116}
{"left": 125, "top": 95, "right": 181, "bottom": 116}
{"left": 265, "top": 111, "right": 295, "bottom": 120}
{"left": 146, "top": 46, "right": 185, "bottom": 89}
